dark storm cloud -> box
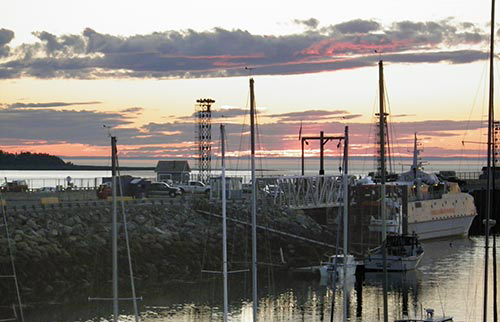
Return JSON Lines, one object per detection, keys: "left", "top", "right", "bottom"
{"left": 120, "top": 107, "right": 144, "bottom": 114}
{"left": 7, "top": 101, "right": 100, "bottom": 109}
{"left": 0, "top": 28, "right": 14, "bottom": 57}
{"left": 294, "top": 18, "right": 320, "bottom": 29}
{"left": 333, "top": 19, "right": 381, "bottom": 34}
{"left": 0, "top": 101, "right": 487, "bottom": 157}
{"left": 0, "top": 19, "right": 492, "bottom": 79}
{"left": 0, "top": 29, "right": 14, "bottom": 46}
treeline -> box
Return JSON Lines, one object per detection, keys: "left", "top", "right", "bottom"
{"left": 0, "top": 151, "right": 73, "bottom": 169}
{"left": 0, "top": 150, "right": 154, "bottom": 170}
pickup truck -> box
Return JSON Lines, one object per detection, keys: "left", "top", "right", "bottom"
{"left": 147, "top": 182, "right": 182, "bottom": 198}
{"left": 176, "top": 181, "right": 210, "bottom": 194}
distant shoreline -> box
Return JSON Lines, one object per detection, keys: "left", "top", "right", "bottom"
{"left": 0, "top": 165, "right": 276, "bottom": 171}
{"left": 0, "top": 165, "right": 156, "bottom": 171}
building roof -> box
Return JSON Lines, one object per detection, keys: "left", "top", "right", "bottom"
{"left": 155, "top": 160, "right": 191, "bottom": 173}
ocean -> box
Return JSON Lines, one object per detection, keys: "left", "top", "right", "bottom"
{"left": 22, "top": 236, "right": 498, "bottom": 322}
{"left": 0, "top": 157, "right": 487, "bottom": 189}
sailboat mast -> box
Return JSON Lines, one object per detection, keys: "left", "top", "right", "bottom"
{"left": 250, "top": 78, "right": 258, "bottom": 322}
{"left": 111, "top": 136, "right": 119, "bottom": 322}
{"left": 485, "top": 0, "right": 496, "bottom": 321}
{"left": 412, "top": 133, "right": 418, "bottom": 180}
{"left": 343, "top": 126, "right": 349, "bottom": 322}
{"left": 343, "top": 126, "right": 349, "bottom": 260}
{"left": 379, "top": 60, "right": 389, "bottom": 322}
{"left": 221, "top": 124, "right": 229, "bottom": 322}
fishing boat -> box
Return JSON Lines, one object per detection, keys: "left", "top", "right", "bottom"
{"left": 397, "top": 134, "right": 476, "bottom": 240}
{"left": 363, "top": 60, "right": 424, "bottom": 272}
{"left": 360, "top": 62, "right": 477, "bottom": 241}
{"left": 367, "top": 133, "right": 477, "bottom": 240}
{"left": 364, "top": 233, "right": 423, "bottom": 271}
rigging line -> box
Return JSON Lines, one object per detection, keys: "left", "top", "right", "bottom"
{"left": 253, "top": 99, "right": 266, "bottom": 177}
{"left": 362, "top": 86, "right": 379, "bottom": 175}
{"left": 383, "top": 78, "right": 396, "bottom": 174}
{"left": 461, "top": 60, "right": 488, "bottom": 172}
{"left": 0, "top": 193, "right": 24, "bottom": 322}
{"left": 115, "top": 153, "right": 140, "bottom": 322}
{"left": 235, "top": 89, "right": 250, "bottom": 178}
{"left": 435, "top": 280, "right": 447, "bottom": 319}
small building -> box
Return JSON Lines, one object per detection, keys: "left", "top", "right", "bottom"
{"left": 155, "top": 160, "right": 191, "bottom": 183}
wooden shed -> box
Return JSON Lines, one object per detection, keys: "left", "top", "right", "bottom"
{"left": 155, "top": 160, "right": 191, "bottom": 183}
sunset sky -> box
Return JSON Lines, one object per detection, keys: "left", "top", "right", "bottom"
{"left": 0, "top": 0, "right": 497, "bottom": 167}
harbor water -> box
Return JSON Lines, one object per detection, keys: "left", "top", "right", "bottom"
{"left": 0, "top": 156, "right": 487, "bottom": 189}
{"left": 22, "top": 236, "right": 498, "bottom": 322}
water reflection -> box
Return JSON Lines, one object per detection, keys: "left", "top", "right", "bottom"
{"left": 23, "top": 237, "right": 496, "bottom": 321}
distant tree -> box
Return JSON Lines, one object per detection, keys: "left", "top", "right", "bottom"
{"left": 0, "top": 151, "right": 71, "bottom": 169}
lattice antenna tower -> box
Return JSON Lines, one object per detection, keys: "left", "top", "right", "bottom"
{"left": 195, "top": 98, "right": 214, "bottom": 183}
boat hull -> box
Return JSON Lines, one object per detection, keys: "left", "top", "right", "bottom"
{"left": 364, "top": 253, "right": 423, "bottom": 271}
{"left": 408, "top": 215, "right": 475, "bottom": 240}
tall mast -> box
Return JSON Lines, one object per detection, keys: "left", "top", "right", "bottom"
{"left": 111, "top": 136, "right": 119, "bottom": 322}
{"left": 220, "top": 124, "right": 229, "bottom": 322}
{"left": 485, "top": 0, "right": 496, "bottom": 321}
{"left": 342, "top": 126, "right": 349, "bottom": 322}
{"left": 379, "top": 60, "right": 389, "bottom": 322}
{"left": 250, "top": 78, "right": 258, "bottom": 322}
{"left": 412, "top": 133, "right": 418, "bottom": 180}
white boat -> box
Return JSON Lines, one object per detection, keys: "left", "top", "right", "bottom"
{"left": 362, "top": 135, "right": 477, "bottom": 241}
{"left": 364, "top": 234, "right": 424, "bottom": 271}
{"left": 397, "top": 134, "right": 477, "bottom": 240}
{"left": 319, "top": 254, "right": 357, "bottom": 279}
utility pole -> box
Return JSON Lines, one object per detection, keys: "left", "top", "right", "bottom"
{"left": 301, "top": 131, "right": 344, "bottom": 175}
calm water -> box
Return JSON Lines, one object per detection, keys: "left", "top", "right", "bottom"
{"left": 22, "top": 236, "right": 498, "bottom": 322}
{"left": 0, "top": 157, "right": 486, "bottom": 189}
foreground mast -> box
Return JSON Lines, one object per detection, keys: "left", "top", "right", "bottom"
{"left": 250, "top": 78, "right": 258, "bottom": 322}
{"left": 220, "top": 124, "right": 229, "bottom": 322}
{"left": 485, "top": 0, "right": 496, "bottom": 321}
{"left": 111, "top": 136, "right": 119, "bottom": 322}
{"left": 379, "top": 60, "right": 389, "bottom": 322}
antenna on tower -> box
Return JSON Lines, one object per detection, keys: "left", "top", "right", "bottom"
{"left": 195, "top": 98, "right": 215, "bottom": 184}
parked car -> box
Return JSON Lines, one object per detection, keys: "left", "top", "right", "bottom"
{"left": 176, "top": 181, "right": 210, "bottom": 194}
{"left": 148, "top": 182, "right": 181, "bottom": 198}
{"left": 1, "top": 180, "right": 28, "bottom": 192}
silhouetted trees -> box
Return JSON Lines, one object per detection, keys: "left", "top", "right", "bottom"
{"left": 0, "top": 150, "right": 69, "bottom": 169}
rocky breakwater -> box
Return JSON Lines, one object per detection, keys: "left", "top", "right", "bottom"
{"left": 0, "top": 197, "right": 335, "bottom": 305}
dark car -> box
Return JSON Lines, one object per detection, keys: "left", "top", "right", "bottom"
{"left": 147, "top": 182, "right": 181, "bottom": 198}
{"left": 1, "top": 180, "right": 28, "bottom": 192}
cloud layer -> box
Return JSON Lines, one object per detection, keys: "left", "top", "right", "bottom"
{"left": 0, "top": 102, "right": 487, "bottom": 159}
{"left": 0, "top": 18, "right": 492, "bottom": 79}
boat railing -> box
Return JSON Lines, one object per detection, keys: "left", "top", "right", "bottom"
{"left": 455, "top": 171, "right": 482, "bottom": 180}
{"left": 408, "top": 190, "right": 445, "bottom": 202}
